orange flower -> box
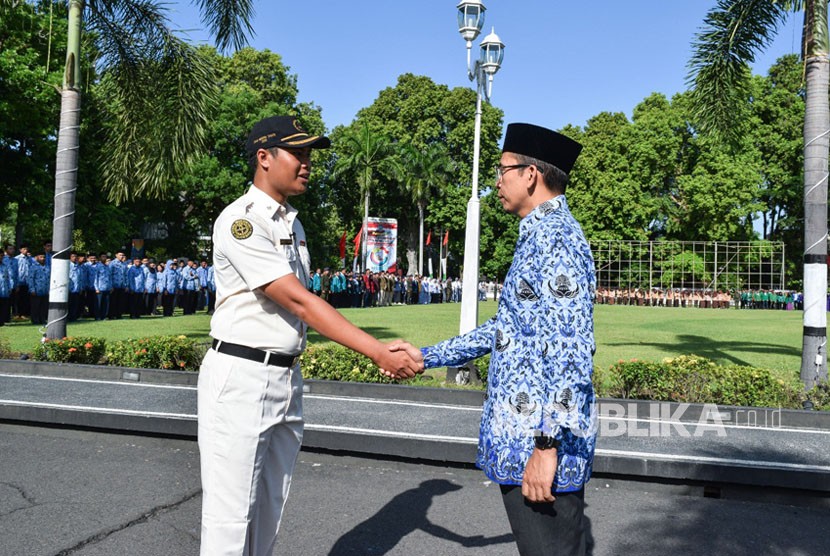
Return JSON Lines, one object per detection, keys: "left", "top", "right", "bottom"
{"left": 84, "top": 342, "right": 93, "bottom": 349}
{"left": 141, "top": 348, "right": 147, "bottom": 354}
{"left": 178, "top": 361, "right": 185, "bottom": 367}
{"left": 68, "top": 347, "right": 77, "bottom": 353}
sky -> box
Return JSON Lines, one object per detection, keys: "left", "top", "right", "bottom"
{"left": 167, "top": 0, "right": 804, "bottom": 134}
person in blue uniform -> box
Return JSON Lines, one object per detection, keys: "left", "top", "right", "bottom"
{"left": 205, "top": 262, "right": 216, "bottom": 314}
{"left": 181, "top": 260, "right": 199, "bottom": 315}
{"left": 28, "top": 252, "right": 50, "bottom": 325}
{"left": 0, "top": 254, "right": 10, "bottom": 326}
{"left": 1, "top": 246, "right": 18, "bottom": 323}
{"left": 161, "top": 259, "right": 177, "bottom": 316}
{"left": 392, "top": 123, "right": 596, "bottom": 556}
{"left": 126, "top": 258, "right": 145, "bottom": 319}
{"left": 94, "top": 253, "right": 113, "bottom": 320}
{"left": 68, "top": 253, "right": 84, "bottom": 321}
{"left": 144, "top": 260, "right": 158, "bottom": 315}
{"left": 83, "top": 254, "right": 98, "bottom": 318}
{"left": 109, "top": 251, "right": 127, "bottom": 319}
{"left": 15, "top": 245, "right": 32, "bottom": 317}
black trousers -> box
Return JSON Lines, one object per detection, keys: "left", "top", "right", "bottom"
{"left": 0, "top": 297, "right": 9, "bottom": 325}
{"left": 30, "top": 295, "right": 48, "bottom": 325}
{"left": 500, "top": 485, "right": 587, "bottom": 556}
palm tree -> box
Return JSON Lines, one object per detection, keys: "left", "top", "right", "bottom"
{"left": 42, "top": 0, "right": 253, "bottom": 339}
{"left": 334, "top": 123, "right": 399, "bottom": 271}
{"left": 688, "top": 0, "right": 828, "bottom": 392}
{"left": 401, "top": 143, "right": 455, "bottom": 276}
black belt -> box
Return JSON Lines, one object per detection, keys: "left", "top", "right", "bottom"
{"left": 211, "top": 339, "right": 300, "bottom": 367}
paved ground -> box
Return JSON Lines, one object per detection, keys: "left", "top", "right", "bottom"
{"left": 2, "top": 422, "right": 829, "bottom": 556}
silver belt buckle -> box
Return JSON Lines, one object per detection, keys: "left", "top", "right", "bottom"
{"left": 291, "top": 355, "right": 300, "bottom": 367}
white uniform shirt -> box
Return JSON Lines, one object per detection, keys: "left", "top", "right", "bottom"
{"left": 210, "top": 185, "right": 311, "bottom": 354}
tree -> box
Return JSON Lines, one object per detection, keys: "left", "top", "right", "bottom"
{"left": 43, "top": 0, "right": 253, "bottom": 339}
{"left": 688, "top": 0, "right": 828, "bottom": 390}
{"left": 333, "top": 122, "right": 399, "bottom": 270}
{"left": 0, "top": 1, "right": 68, "bottom": 246}
{"left": 341, "top": 74, "right": 503, "bottom": 276}
{"left": 400, "top": 143, "right": 454, "bottom": 275}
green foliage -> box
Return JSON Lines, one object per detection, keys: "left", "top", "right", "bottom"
{"left": 473, "top": 353, "right": 490, "bottom": 383}
{"left": 603, "top": 355, "right": 801, "bottom": 408}
{"left": 105, "top": 335, "right": 203, "bottom": 371}
{"left": 300, "top": 344, "right": 395, "bottom": 383}
{"left": 0, "top": 336, "right": 12, "bottom": 358}
{"left": 803, "top": 381, "right": 830, "bottom": 411}
{"left": 333, "top": 73, "right": 504, "bottom": 275}
{"left": 33, "top": 337, "right": 107, "bottom": 365}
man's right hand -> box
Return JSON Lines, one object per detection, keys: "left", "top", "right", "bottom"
{"left": 375, "top": 341, "right": 424, "bottom": 379}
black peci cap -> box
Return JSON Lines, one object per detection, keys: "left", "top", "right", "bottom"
{"left": 246, "top": 116, "right": 331, "bottom": 157}
{"left": 502, "top": 123, "right": 582, "bottom": 174}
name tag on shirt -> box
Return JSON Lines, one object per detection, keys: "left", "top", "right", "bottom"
{"left": 280, "top": 239, "right": 293, "bottom": 245}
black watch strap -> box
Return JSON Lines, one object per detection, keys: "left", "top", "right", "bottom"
{"left": 534, "top": 434, "right": 561, "bottom": 450}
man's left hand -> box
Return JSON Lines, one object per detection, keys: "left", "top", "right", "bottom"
{"left": 521, "top": 448, "right": 557, "bottom": 503}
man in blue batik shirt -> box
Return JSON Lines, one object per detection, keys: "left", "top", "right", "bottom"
{"left": 393, "top": 123, "right": 596, "bottom": 556}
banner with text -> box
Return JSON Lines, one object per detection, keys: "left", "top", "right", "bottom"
{"left": 366, "top": 218, "right": 398, "bottom": 273}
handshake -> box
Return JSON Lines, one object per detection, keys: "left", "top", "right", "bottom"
{"left": 374, "top": 340, "right": 424, "bottom": 380}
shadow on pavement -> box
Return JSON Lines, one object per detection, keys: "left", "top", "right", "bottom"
{"left": 328, "top": 479, "right": 514, "bottom": 555}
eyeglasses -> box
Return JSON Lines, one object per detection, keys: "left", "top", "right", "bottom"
{"left": 495, "top": 164, "right": 532, "bottom": 179}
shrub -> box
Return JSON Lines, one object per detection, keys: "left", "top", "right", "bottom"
{"left": 33, "top": 337, "right": 107, "bottom": 365}
{"left": 803, "top": 382, "right": 830, "bottom": 411}
{"left": 300, "top": 344, "right": 396, "bottom": 383}
{"left": 106, "top": 335, "right": 203, "bottom": 371}
{"left": 473, "top": 354, "right": 490, "bottom": 383}
{"left": 602, "top": 354, "right": 802, "bottom": 408}
{"left": 0, "top": 336, "right": 11, "bottom": 359}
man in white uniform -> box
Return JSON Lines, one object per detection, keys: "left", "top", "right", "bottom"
{"left": 199, "top": 115, "right": 423, "bottom": 556}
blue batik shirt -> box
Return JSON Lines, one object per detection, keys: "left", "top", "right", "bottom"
{"left": 0, "top": 263, "right": 9, "bottom": 298}
{"left": 28, "top": 262, "right": 50, "bottom": 296}
{"left": 69, "top": 261, "right": 84, "bottom": 294}
{"left": 94, "top": 263, "right": 112, "bottom": 292}
{"left": 421, "top": 196, "right": 597, "bottom": 493}
{"left": 15, "top": 254, "right": 31, "bottom": 284}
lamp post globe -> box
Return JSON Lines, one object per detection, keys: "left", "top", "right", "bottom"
{"left": 457, "top": 0, "right": 486, "bottom": 45}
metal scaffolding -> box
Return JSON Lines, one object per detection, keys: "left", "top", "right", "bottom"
{"left": 590, "top": 240, "right": 786, "bottom": 291}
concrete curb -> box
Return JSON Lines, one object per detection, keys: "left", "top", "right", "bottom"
{"left": 2, "top": 359, "right": 827, "bottom": 429}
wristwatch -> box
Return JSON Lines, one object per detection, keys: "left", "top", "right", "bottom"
{"left": 534, "top": 434, "right": 561, "bottom": 451}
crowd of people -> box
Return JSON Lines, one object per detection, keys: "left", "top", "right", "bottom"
{"left": 0, "top": 242, "right": 217, "bottom": 326}
{"left": 595, "top": 287, "right": 803, "bottom": 310}
{"left": 306, "top": 268, "right": 471, "bottom": 307}
{"left": 3, "top": 241, "right": 806, "bottom": 329}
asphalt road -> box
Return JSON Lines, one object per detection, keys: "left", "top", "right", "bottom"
{"left": 1, "top": 422, "right": 828, "bottom": 556}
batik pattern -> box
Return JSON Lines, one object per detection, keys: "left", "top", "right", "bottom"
{"left": 422, "top": 196, "right": 597, "bottom": 492}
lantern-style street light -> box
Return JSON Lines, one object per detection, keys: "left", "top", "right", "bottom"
{"left": 457, "top": 1, "right": 504, "bottom": 335}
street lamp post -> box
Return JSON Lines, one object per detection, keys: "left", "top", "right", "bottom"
{"left": 457, "top": 1, "right": 504, "bottom": 335}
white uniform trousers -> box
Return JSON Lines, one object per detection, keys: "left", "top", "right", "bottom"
{"left": 198, "top": 349, "right": 304, "bottom": 556}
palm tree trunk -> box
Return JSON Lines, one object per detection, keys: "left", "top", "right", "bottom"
{"left": 46, "top": 0, "right": 83, "bottom": 339}
{"left": 362, "top": 189, "right": 369, "bottom": 272}
{"left": 418, "top": 203, "right": 424, "bottom": 276}
{"left": 800, "top": 0, "right": 830, "bottom": 391}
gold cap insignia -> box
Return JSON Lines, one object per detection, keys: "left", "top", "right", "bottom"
{"left": 231, "top": 219, "right": 254, "bottom": 240}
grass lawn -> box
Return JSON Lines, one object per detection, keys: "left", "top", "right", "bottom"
{"left": 0, "top": 303, "right": 802, "bottom": 376}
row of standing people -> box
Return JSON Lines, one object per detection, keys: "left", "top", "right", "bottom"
{"left": 595, "top": 287, "right": 804, "bottom": 310}
{"left": 308, "top": 268, "right": 465, "bottom": 308}
{"left": 0, "top": 244, "right": 217, "bottom": 326}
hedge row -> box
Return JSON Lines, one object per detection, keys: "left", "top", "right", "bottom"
{"left": 595, "top": 355, "right": 829, "bottom": 411}
{"left": 19, "top": 337, "right": 830, "bottom": 410}
{"left": 32, "top": 335, "right": 203, "bottom": 371}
